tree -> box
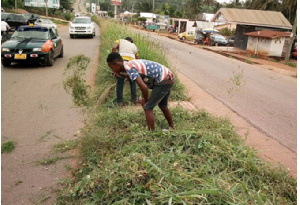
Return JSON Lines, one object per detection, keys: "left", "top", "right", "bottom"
{"left": 284, "top": 10, "right": 296, "bottom": 64}
{"left": 184, "top": 0, "right": 203, "bottom": 19}
{"left": 135, "top": 0, "right": 153, "bottom": 12}
{"left": 282, "top": 0, "right": 297, "bottom": 23}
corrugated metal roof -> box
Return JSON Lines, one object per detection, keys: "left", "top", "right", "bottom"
{"left": 244, "top": 30, "right": 292, "bottom": 38}
{"left": 211, "top": 8, "right": 292, "bottom": 29}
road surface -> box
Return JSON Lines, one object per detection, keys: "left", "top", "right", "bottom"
{"left": 1, "top": 20, "right": 100, "bottom": 205}
{"left": 139, "top": 32, "right": 297, "bottom": 154}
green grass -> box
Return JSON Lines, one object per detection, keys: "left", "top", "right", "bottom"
{"left": 57, "top": 17, "right": 296, "bottom": 204}
{"left": 2, "top": 141, "right": 16, "bottom": 153}
{"left": 287, "top": 62, "right": 297, "bottom": 67}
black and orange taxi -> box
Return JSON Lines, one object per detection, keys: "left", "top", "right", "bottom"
{"left": 1, "top": 25, "right": 63, "bottom": 67}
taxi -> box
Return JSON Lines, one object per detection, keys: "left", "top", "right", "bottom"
{"left": 1, "top": 25, "right": 63, "bottom": 67}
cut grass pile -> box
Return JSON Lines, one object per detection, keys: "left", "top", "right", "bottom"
{"left": 57, "top": 18, "right": 296, "bottom": 204}
{"left": 57, "top": 107, "right": 296, "bottom": 204}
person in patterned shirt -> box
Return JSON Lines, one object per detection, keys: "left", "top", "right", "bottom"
{"left": 107, "top": 52, "right": 175, "bottom": 131}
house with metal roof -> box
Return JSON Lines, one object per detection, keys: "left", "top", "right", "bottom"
{"left": 211, "top": 8, "right": 292, "bottom": 50}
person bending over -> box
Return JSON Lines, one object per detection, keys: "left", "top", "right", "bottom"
{"left": 107, "top": 52, "right": 175, "bottom": 130}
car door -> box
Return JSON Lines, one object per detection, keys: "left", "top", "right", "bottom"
{"left": 49, "top": 28, "right": 62, "bottom": 57}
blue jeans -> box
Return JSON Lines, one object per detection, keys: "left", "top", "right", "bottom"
{"left": 115, "top": 76, "right": 137, "bottom": 103}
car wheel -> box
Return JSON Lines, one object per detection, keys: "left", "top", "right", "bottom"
{"left": 93, "top": 31, "right": 95, "bottom": 36}
{"left": 70, "top": 34, "right": 73, "bottom": 38}
{"left": 2, "top": 60, "right": 11, "bottom": 67}
{"left": 182, "top": 36, "right": 186, "bottom": 40}
{"left": 58, "top": 46, "right": 64, "bottom": 58}
{"left": 46, "top": 50, "right": 54, "bottom": 66}
{"left": 90, "top": 34, "right": 94, "bottom": 38}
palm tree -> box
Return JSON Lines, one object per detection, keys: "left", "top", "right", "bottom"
{"left": 135, "top": 0, "right": 153, "bottom": 12}
{"left": 250, "top": 0, "right": 281, "bottom": 11}
{"left": 282, "top": 0, "right": 297, "bottom": 22}
{"left": 184, "top": 0, "right": 203, "bottom": 19}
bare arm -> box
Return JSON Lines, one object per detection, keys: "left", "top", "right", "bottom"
{"left": 112, "top": 42, "right": 119, "bottom": 53}
{"left": 135, "top": 76, "right": 149, "bottom": 103}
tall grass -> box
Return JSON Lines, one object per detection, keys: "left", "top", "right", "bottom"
{"left": 57, "top": 18, "right": 297, "bottom": 204}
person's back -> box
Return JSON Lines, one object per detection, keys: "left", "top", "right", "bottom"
{"left": 118, "top": 39, "right": 138, "bottom": 59}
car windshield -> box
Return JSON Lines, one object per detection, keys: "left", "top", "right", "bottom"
{"left": 11, "top": 27, "right": 49, "bottom": 40}
{"left": 72, "top": 18, "right": 91, "bottom": 24}
{"left": 39, "top": 19, "right": 53, "bottom": 24}
{"left": 213, "top": 35, "right": 226, "bottom": 40}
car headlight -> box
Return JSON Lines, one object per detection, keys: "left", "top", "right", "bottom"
{"left": 33, "top": 48, "right": 41, "bottom": 51}
{"left": 2, "top": 48, "right": 10, "bottom": 52}
{"left": 87, "top": 26, "right": 91, "bottom": 29}
{"left": 70, "top": 26, "right": 74, "bottom": 29}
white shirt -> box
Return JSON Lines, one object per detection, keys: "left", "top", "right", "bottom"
{"left": 118, "top": 39, "right": 138, "bottom": 60}
{"left": 1, "top": 21, "right": 10, "bottom": 32}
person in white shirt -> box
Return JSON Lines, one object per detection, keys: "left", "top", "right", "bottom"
{"left": 1, "top": 19, "right": 11, "bottom": 40}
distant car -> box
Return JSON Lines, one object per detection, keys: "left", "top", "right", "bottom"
{"left": 1, "top": 25, "right": 63, "bottom": 67}
{"left": 34, "top": 18, "right": 57, "bottom": 29}
{"left": 69, "top": 16, "right": 95, "bottom": 38}
{"left": 1, "top": 12, "right": 10, "bottom": 21}
{"left": 210, "top": 34, "right": 228, "bottom": 46}
{"left": 178, "top": 30, "right": 195, "bottom": 41}
{"left": 227, "top": 36, "right": 235, "bottom": 46}
{"left": 5, "top": 14, "right": 28, "bottom": 29}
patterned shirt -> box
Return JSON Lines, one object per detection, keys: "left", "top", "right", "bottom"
{"left": 124, "top": 59, "right": 171, "bottom": 83}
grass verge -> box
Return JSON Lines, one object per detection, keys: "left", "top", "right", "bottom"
{"left": 57, "top": 18, "right": 296, "bottom": 204}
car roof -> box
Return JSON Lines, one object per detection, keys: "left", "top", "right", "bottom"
{"left": 16, "top": 25, "right": 50, "bottom": 30}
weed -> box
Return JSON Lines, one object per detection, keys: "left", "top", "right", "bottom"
{"left": 245, "top": 57, "right": 253, "bottom": 64}
{"left": 53, "top": 140, "right": 79, "bottom": 153}
{"left": 13, "top": 179, "right": 23, "bottom": 186}
{"left": 228, "top": 66, "right": 246, "bottom": 98}
{"left": 2, "top": 141, "right": 16, "bottom": 153}
{"left": 38, "top": 130, "right": 55, "bottom": 142}
{"left": 287, "top": 62, "right": 297, "bottom": 67}
{"left": 36, "top": 156, "right": 72, "bottom": 165}
{"left": 63, "top": 55, "right": 91, "bottom": 107}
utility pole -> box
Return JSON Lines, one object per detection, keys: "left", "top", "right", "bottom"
{"left": 15, "top": 0, "right": 17, "bottom": 12}
{"left": 153, "top": 0, "right": 154, "bottom": 12}
{"left": 45, "top": 0, "right": 48, "bottom": 17}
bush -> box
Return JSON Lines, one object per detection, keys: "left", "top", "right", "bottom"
{"left": 64, "top": 13, "right": 72, "bottom": 21}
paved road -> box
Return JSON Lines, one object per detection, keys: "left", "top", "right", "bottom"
{"left": 1, "top": 20, "right": 100, "bottom": 205}
{"left": 140, "top": 33, "right": 297, "bottom": 153}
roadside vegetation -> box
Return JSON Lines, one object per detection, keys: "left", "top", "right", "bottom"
{"left": 57, "top": 18, "right": 296, "bottom": 204}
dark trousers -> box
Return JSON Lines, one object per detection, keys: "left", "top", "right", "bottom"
{"left": 115, "top": 76, "right": 137, "bottom": 103}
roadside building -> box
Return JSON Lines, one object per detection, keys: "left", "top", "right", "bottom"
{"left": 244, "top": 30, "right": 292, "bottom": 58}
{"left": 211, "top": 8, "right": 292, "bottom": 50}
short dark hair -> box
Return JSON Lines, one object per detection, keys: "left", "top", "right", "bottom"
{"left": 107, "top": 52, "right": 123, "bottom": 63}
{"left": 125, "top": 36, "right": 133, "bottom": 43}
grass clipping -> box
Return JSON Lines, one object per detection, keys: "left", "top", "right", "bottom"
{"left": 57, "top": 106, "right": 296, "bottom": 205}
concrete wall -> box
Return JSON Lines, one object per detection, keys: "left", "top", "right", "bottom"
{"left": 247, "top": 36, "right": 288, "bottom": 57}
{"left": 247, "top": 36, "right": 271, "bottom": 56}
{"left": 269, "top": 37, "right": 286, "bottom": 57}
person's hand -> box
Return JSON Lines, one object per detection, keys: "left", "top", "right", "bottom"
{"left": 138, "top": 98, "right": 146, "bottom": 106}
{"left": 112, "top": 72, "right": 121, "bottom": 78}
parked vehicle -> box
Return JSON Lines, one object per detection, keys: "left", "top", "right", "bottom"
{"left": 178, "top": 30, "right": 195, "bottom": 41}
{"left": 291, "top": 43, "right": 297, "bottom": 59}
{"left": 69, "top": 16, "right": 95, "bottom": 38}
{"left": 194, "top": 29, "right": 204, "bottom": 44}
{"left": 6, "top": 14, "right": 28, "bottom": 29}
{"left": 1, "top": 25, "right": 63, "bottom": 67}
{"left": 227, "top": 36, "right": 235, "bottom": 46}
{"left": 210, "top": 34, "right": 228, "bottom": 46}
{"left": 146, "top": 24, "right": 158, "bottom": 32}
{"left": 34, "top": 18, "right": 57, "bottom": 29}
{"left": 22, "top": 13, "right": 40, "bottom": 24}
{"left": 1, "top": 12, "right": 10, "bottom": 21}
